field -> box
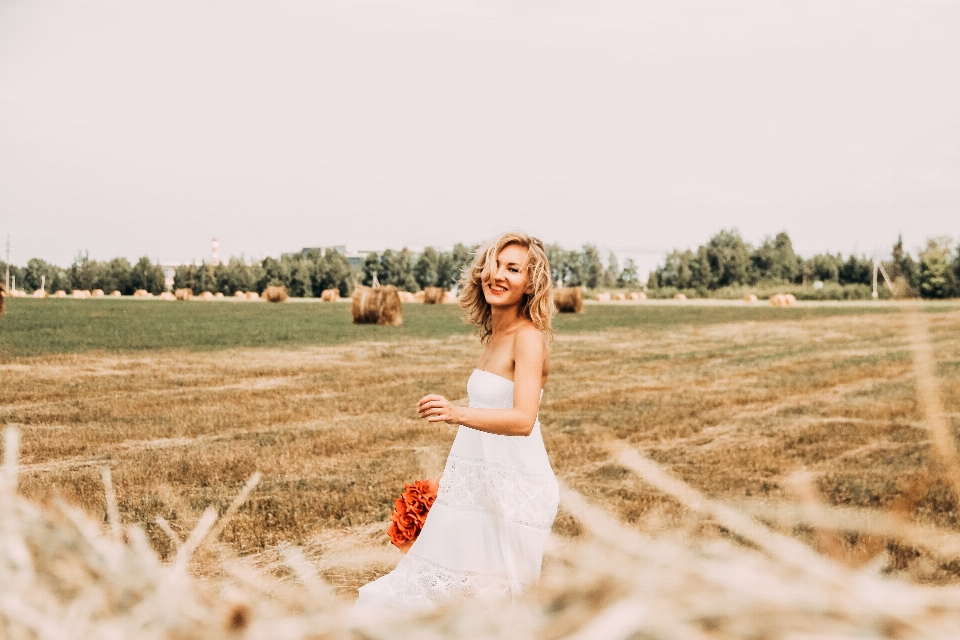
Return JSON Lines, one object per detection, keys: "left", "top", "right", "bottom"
{"left": 2, "top": 297, "right": 960, "bottom": 597}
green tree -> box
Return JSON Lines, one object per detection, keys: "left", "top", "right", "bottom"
{"left": 414, "top": 247, "right": 441, "bottom": 289}
{"left": 704, "top": 229, "right": 752, "bottom": 288}
{"left": 689, "top": 247, "right": 711, "bottom": 290}
{"left": 805, "top": 253, "right": 842, "bottom": 283}
{"left": 313, "top": 250, "right": 354, "bottom": 296}
{"left": 361, "top": 252, "right": 383, "bottom": 287}
{"left": 579, "top": 245, "right": 604, "bottom": 289}
{"left": 447, "top": 243, "right": 473, "bottom": 289}
{"left": 289, "top": 259, "right": 313, "bottom": 297}
{"left": 838, "top": 255, "right": 872, "bottom": 286}
{"left": 382, "top": 248, "right": 419, "bottom": 291}
{"left": 655, "top": 249, "right": 694, "bottom": 289}
{"left": 602, "top": 252, "right": 619, "bottom": 288}
{"left": 617, "top": 258, "right": 639, "bottom": 287}
{"left": 132, "top": 257, "right": 166, "bottom": 294}
{"left": 918, "top": 236, "right": 956, "bottom": 299}
{"left": 172, "top": 264, "right": 197, "bottom": 292}
{"left": 68, "top": 253, "right": 110, "bottom": 291}
{"left": 545, "top": 244, "right": 570, "bottom": 286}
{"left": 751, "top": 232, "right": 799, "bottom": 283}
{"left": 106, "top": 257, "right": 134, "bottom": 294}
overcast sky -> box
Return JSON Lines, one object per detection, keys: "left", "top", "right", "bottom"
{"left": 1, "top": 0, "right": 958, "bottom": 275}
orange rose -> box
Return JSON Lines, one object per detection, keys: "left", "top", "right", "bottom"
{"left": 387, "top": 478, "right": 439, "bottom": 553}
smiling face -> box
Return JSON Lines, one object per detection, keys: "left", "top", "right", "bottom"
{"left": 481, "top": 243, "right": 530, "bottom": 309}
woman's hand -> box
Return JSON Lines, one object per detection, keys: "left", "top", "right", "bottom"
{"left": 417, "top": 395, "right": 462, "bottom": 424}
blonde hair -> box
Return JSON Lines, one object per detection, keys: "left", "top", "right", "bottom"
{"left": 459, "top": 231, "right": 555, "bottom": 344}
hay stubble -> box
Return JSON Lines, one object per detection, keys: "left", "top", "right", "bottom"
{"left": 2, "top": 305, "right": 960, "bottom": 594}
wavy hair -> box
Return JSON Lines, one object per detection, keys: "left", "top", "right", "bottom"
{"left": 459, "top": 231, "right": 555, "bottom": 344}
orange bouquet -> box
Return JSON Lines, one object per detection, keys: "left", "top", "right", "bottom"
{"left": 387, "top": 478, "right": 439, "bottom": 553}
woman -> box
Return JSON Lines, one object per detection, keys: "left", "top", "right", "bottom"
{"left": 355, "top": 231, "right": 559, "bottom": 610}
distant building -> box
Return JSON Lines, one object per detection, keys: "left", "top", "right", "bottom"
{"left": 302, "top": 245, "right": 371, "bottom": 267}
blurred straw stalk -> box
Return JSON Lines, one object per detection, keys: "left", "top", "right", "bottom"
{"left": 5, "top": 418, "right": 960, "bottom": 639}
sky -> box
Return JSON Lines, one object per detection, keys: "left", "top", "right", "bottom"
{"left": 1, "top": 0, "right": 958, "bottom": 276}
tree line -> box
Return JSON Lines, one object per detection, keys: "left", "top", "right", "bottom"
{"left": 4, "top": 232, "right": 959, "bottom": 299}
{"left": 648, "top": 230, "right": 960, "bottom": 299}
{"left": 1, "top": 255, "right": 166, "bottom": 295}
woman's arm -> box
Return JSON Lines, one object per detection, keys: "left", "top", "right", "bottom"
{"left": 418, "top": 329, "right": 545, "bottom": 437}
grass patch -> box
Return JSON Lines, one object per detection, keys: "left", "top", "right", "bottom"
{"left": 0, "top": 298, "right": 915, "bottom": 359}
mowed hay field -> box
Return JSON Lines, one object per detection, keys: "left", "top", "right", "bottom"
{"left": 2, "top": 298, "right": 960, "bottom": 595}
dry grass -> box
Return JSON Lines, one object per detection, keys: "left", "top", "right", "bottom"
{"left": 2, "top": 307, "right": 960, "bottom": 600}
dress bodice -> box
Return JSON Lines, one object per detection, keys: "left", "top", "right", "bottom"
{"left": 467, "top": 368, "right": 542, "bottom": 410}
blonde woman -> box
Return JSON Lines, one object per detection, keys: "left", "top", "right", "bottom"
{"left": 355, "top": 231, "right": 559, "bottom": 610}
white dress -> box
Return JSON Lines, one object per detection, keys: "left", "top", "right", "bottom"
{"left": 355, "top": 368, "right": 560, "bottom": 609}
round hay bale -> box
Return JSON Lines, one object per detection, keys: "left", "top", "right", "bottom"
{"left": 422, "top": 287, "right": 445, "bottom": 304}
{"left": 198, "top": 291, "right": 215, "bottom": 301}
{"left": 159, "top": 291, "right": 176, "bottom": 301}
{"left": 54, "top": 290, "right": 67, "bottom": 298}
{"left": 351, "top": 285, "right": 403, "bottom": 325}
{"left": 414, "top": 290, "right": 426, "bottom": 303}
{"left": 245, "top": 291, "right": 260, "bottom": 301}
{"left": 443, "top": 290, "right": 458, "bottom": 304}
{"left": 133, "top": 289, "right": 150, "bottom": 298}
{"left": 595, "top": 292, "right": 611, "bottom": 302}
{"left": 743, "top": 293, "right": 758, "bottom": 304}
{"left": 175, "top": 288, "right": 193, "bottom": 301}
{"left": 214, "top": 291, "right": 224, "bottom": 298}
{"left": 32, "top": 289, "right": 49, "bottom": 298}
{"left": 321, "top": 288, "right": 341, "bottom": 302}
{"left": 72, "top": 290, "right": 91, "bottom": 299}
{"left": 613, "top": 292, "right": 626, "bottom": 301}
{"left": 91, "top": 289, "right": 105, "bottom": 298}
{"left": 784, "top": 293, "right": 797, "bottom": 306}
{"left": 0, "top": 284, "right": 5, "bottom": 316}
{"left": 769, "top": 293, "right": 786, "bottom": 307}
{"left": 674, "top": 293, "right": 687, "bottom": 301}
{"left": 263, "top": 286, "right": 288, "bottom": 303}
{"left": 233, "top": 290, "right": 245, "bottom": 298}
{"left": 397, "top": 291, "right": 416, "bottom": 303}
{"left": 554, "top": 287, "right": 584, "bottom": 313}
{"left": 110, "top": 290, "right": 122, "bottom": 297}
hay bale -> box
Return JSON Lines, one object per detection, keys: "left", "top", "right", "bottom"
{"left": 175, "top": 288, "right": 193, "bottom": 301}
{"left": 444, "top": 290, "right": 458, "bottom": 304}
{"left": 133, "top": 289, "right": 150, "bottom": 298}
{"left": 0, "top": 284, "right": 4, "bottom": 316}
{"left": 613, "top": 292, "right": 626, "bottom": 301}
{"left": 628, "top": 292, "right": 647, "bottom": 301}
{"left": 159, "top": 291, "right": 176, "bottom": 301}
{"left": 351, "top": 285, "right": 403, "bottom": 325}
{"left": 245, "top": 291, "right": 260, "bottom": 301}
{"left": 32, "top": 289, "right": 48, "bottom": 298}
{"left": 214, "top": 292, "right": 224, "bottom": 298}
{"left": 554, "top": 287, "right": 584, "bottom": 313}
{"left": 264, "top": 286, "right": 288, "bottom": 303}
{"left": 54, "top": 290, "right": 67, "bottom": 298}
{"left": 769, "top": 293, "right": 786, "bottom": 307}
{"left": 73, "top": 290, "right": 91, "bottom": 299}
{"left": 414, "top": 290, "right": 426, "bottom": 303}
{"left": 674, "top": 293, "right": 687, "bottom": 301}
{"left": 744, "top": 293, "right": 758, "bottom": 304}
{"left": 198, "top": 291, "right": 215, "bottom": 301}
{"left": 784, "top": 293, "right": 797, "bottom": 306}
{"left": 422, "top": 287, "right": 445, "bottom": 304}
{"left": 595, "top": 292, "right": 611, "bottom": 302}
{"left": 234, "top": 290, "right": 245, "bottom": 298}
{"left": 397, "top": 291, "right": 416, "bottom": 303}
{"left": 92, "top": 289, "right": 105, "bottom": 298}
{"left": 110, "top": 290, "right": 122, "bottom": 297}
{"left": 321, "top": 288, "right": 341, "bottom": 302}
